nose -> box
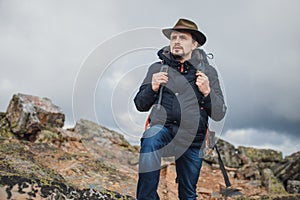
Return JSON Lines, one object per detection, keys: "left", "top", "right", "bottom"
{"left": 174, "top": 37, "right": 181, "bottom": 43}
{"left": 173, "top": 40, "right": 181, "bottom": 47}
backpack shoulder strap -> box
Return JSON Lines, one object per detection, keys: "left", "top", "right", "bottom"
{"left": 195, "top": 49, "right": 214, "bottom": 72}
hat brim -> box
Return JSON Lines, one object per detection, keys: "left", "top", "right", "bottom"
{"left": 162, "top": 28, "right": 206, "bottom": 47}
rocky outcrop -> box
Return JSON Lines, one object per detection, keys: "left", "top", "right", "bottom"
{"left": 238, "top": 146, "right": 283, "bottom": 163}
{"left": 1, "top": 94, "right": 137, "bottom": 199}
{"left": 5, "top": 93, "right": 65, "bottom": 139}
{"left": 1, "top": 93, "right": 300, "bottom": 199}
{"left": 203, "top": 135, "right": 300, "bottom": 197}
{"left": 273, "top": 151, "right": 300, "bottom": 190}
{"left": 0, "top": 122, "right": 136, "bottom": 199}
{"left": 0, "top": 175, "right": 134, "bottom": 200}
{"left": 204, "top": 138, "right": 243, "bottom": 168}
{"left": 74, "top": 119, "right": 134, "bottom": 150}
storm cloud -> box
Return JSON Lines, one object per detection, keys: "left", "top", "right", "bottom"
{"left": 1, "top": 0, "right": 299, "bottom": 155}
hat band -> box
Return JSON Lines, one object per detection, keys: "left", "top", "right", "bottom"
{"left": 173, "top": 25, "right": 196, "bottom": 30}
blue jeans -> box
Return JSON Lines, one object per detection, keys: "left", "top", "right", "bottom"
{"left": 136, "top": 125, "right": 203, "bottom": 200}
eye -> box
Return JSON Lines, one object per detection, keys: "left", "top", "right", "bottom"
{"left": 179, "top": 35, "right": 187, "bottom": 40}
{"left": 170, "top": 35, "right": 177, "bottom": 41}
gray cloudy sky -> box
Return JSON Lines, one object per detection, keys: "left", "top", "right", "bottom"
{"left": 1, "top": 0, "right": 299, "bottom": 156}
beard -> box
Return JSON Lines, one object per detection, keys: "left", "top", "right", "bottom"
{"left": 172, "top": 53, "right": 184, "bottom": 61}
{"left": 171, "top": 46, "right": 186, "bottom": 60}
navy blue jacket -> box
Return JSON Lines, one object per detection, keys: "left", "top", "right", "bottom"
{"left": 134, "top": 46, "right": 226, "bottom": 147}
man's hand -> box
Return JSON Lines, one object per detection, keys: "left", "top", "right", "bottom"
{"left": 152, "top": 72, "right": 168, "bottom": 92}
{"left": 196, "top": 71, "right": 210, "bottom": 97}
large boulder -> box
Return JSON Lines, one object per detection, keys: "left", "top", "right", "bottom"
{"left": 238, "top": 146, "right": 283, "bottom": 163}
{"left": 287, "top": 180, "right": 300, "bottom": 194}
{"left": 238, "top": 162, "right": 262, "bottom": 181}
{"left": 73, "top": 119, "right": 139, "bottom": 178}
{"left": 204, "top": 138, "right": 243, "bottom": 168}
{"left": 74, "top": 119, "right": 133, "bottom": 149}
{"left": 273, "top": 151, "right": 300, "bottom": 187}
{"left": 261, "top": 168, "right": 287, "bottom": 195}
{"left": 5, "top": 93, "right": 65, "bottom": 138}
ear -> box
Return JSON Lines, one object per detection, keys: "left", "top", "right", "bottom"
{"left": 192, "top": 40, "right": 198, "bottom": 50}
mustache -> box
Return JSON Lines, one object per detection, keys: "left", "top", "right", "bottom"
{"left": 173, "top": 45, "right": 183, "bottom": 49}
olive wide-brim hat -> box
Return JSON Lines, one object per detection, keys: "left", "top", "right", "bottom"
{"left": 162, "top": 18, "right": 207, "bottom": 46}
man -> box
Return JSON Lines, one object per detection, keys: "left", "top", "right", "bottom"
{"left": 134, "top": 18, "right": 226, "bottom": 200}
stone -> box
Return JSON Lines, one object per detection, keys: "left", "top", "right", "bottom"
{"left": 287, "top": 180, "right": 300, "bottom": 194}
{"left": 128, "top": 155, "right": 139, "bottom": 165}
{"left": 204, "top": 138, "right": 243, "bottom": 168}
{"left": 238, "top": 146, "right": 283, "bottom": 163}
{"left": 246, "top": 180, "right": 262, "bottom": 188}
{"left": 238, "top": 163, "right": 261, "bottom": 180}
{"left": 198, "top": 187, "right": 213, "bottom": 194}
{"left": 74, "top": 119, "right": 132, "bottom": 150}
{"left": 5, "top": 93, "right": 65, "bottom": 138}
{"left": 262, "top": 168, "right": 287, "bottom": 195}
{"left": 273, "top": 151, "right": 300, "bottom": 186}
{"left": 219, "top": 185, "right": 243, "bottom": 197}
{"left": 73, "top": 119, "right": 139, "bottom": 178}
{"left": 58, "top": 128, "right": 82, "bottom": 142}
{"left": 34, "top": 129, "right": 60, "bottom": 143}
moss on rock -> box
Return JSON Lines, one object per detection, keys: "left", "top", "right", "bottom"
{"left": 0, "top": 112, "right": 16, "bottom": 139}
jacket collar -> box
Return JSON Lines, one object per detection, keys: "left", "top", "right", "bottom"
{"left": 157, "top": 46, "right": 203, "bottom": 73}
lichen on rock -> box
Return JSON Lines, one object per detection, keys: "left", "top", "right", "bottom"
{"left": 0, "top": 112, "right": 15, "bottom": 139}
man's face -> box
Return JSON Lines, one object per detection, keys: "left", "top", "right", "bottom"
{"left": 170, "top": 31, "right": 198, "bottom": 62}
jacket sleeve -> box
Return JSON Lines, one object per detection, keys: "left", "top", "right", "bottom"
{"left": 201, "top": 65, "right": 227, "bottom": 121}
{"left": 134, "top": 64, "right": 159, "bottom": 112}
